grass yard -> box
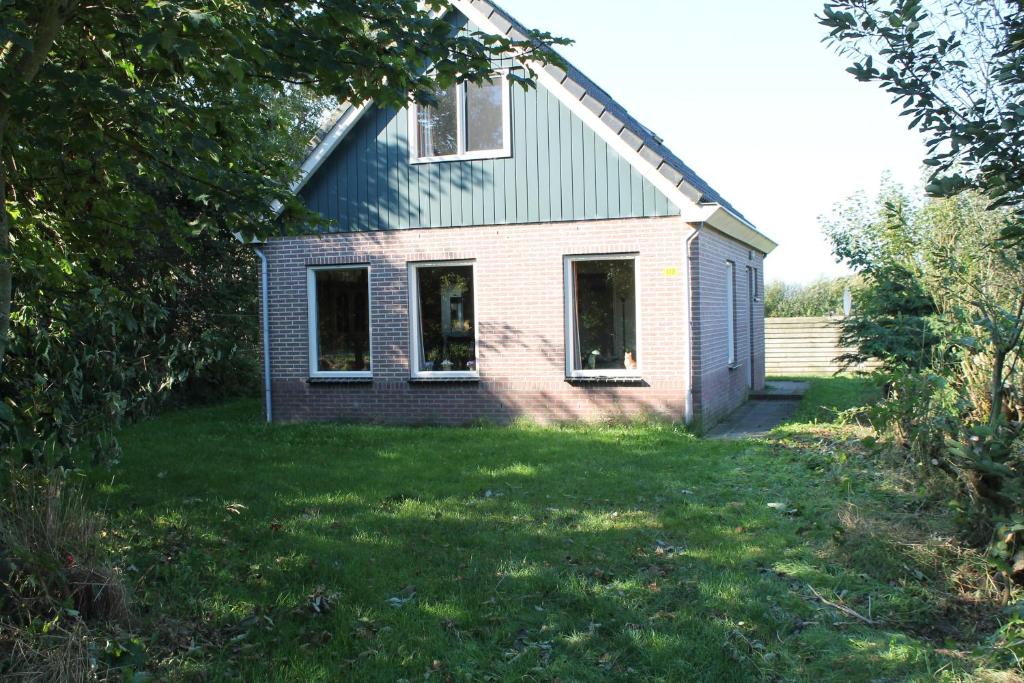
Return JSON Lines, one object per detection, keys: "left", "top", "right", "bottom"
{"left": 96, "top": 378, "right": 1014, "bottom": 681}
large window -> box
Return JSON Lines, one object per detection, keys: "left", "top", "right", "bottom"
{"left": 410, "top": 73, "right": 510, "bottom": 163}
{"left": 726, "top": 261, "right": 737, "bottom": 366}
{"left": 409, "top": 262, "right": 478, "bottom": 378}
{"left": 307, "top": 266, "right": 372, "bottom": 378}
{"left": 564, "top": 255, "right": 640, "bottom": 377}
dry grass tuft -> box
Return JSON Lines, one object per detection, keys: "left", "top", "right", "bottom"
{"left": 67, "top": 565, "right": 132, "bottom": 626}
{"left": 2, "top": 621, "right": 92, "bottom": 683}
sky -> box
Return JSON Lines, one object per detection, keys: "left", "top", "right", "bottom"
{"left": 501, "top": 0, "right": 930, "bottom": 284}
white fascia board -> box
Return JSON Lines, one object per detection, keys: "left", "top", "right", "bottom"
{"left": 694, "top": 205, "right": 778, "bottom": 255}
{"left": 291, "top": 103, "right": 371, "bottom": 196}
{"left": 245, "top": 102, "right": 371, "bottom": 239}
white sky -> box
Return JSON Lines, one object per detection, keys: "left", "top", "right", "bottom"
{"left": 502, "top": 0, "right": 930, "bottom": 284}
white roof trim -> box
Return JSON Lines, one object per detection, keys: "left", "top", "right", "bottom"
{"left": 291, "top": 103, "right": 371, "bottom": 197}
{"left": 262, "top": 103, "right": 371, "bottom": 221}
{"left": 683, "top": 204, "right": 777, "bottom": 254}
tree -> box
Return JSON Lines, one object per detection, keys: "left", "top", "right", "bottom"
{"left": 819, "top": 1, "right": 1024, "bottom": 240}
{"left": 0, "top": 1, "right": 563, "bottom": 460}
{"left": 0, "top": 0, "right": 562, "bottom": 362}
{"left": 823, "top": 184, "right": 940, "bottom": 370}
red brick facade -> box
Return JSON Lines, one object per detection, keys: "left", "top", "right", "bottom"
{"left": 690, "top": 227, "right": 767, "bottom": 430}
{"left": 260, "top": 216, "right": 764, "bottom": 428}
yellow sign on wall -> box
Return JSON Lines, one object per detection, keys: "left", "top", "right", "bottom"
{"left": 662, "top": 267, "right": 681, "bottom": 277}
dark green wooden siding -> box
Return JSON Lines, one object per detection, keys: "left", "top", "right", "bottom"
{"left": 299, "top": 75, "right": 679, "bottom": 232}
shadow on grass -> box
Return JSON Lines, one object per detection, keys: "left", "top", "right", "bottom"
{"left": 94, "top": 385, "right": 1002, "bottom": 682}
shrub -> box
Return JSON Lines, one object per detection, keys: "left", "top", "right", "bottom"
{"left": 828, "top": 188, "right": 1024, "bottom": 596}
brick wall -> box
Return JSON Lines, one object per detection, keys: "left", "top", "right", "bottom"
{"left": 690, "top": 227, "right": 766, "bottom": 430}
{"left": 260, "top": 216, "right": 707, "bottom": 424}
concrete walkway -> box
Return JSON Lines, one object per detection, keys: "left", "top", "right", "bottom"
{"left": 705, "top": 381, "right": 809, "bottom": 439}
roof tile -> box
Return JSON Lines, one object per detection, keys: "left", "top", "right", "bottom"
{"left": 562, "top": 78, "right": 586, "bottom": 100}
{"left": 507, "top": 25, "right": 529, "bottom": 41}
{"left": 580, "top": 93, "right": 605, "bottom": 117}
{"left": 619, "top": 127, "right": 643, "bottom": 151}
{"left": 599, "top": 110, "right": 625, "bottom": 134}
{"left": 638, "top": 144, "right": 662, "bottom": 167}
{"left": 658, "top": 162, "right": 683, "bottom": 187}
{"left": 488, "top": 12, "right": 512, "bottom": 34}
{"left": 543, "top": 62, "right": 568, "bottom": 83}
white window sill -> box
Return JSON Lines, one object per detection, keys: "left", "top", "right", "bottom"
{"left": 410, "top": 149, "right": 511, "bottom": 165}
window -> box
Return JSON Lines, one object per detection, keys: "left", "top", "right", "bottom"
{"left": 307, "top": 266, "right": 372, "bottom": 378}
{"left": 410, "top": 73, "right": 510, "bottom": 163}
{"left": 564, "top": 255, "right": 640, "bottom": 377}
{"left": 726, "top": 261, "right": 737, "bottom": 366}
{"left": 416, "top": 83, "right": 458, "bottom": 158}
{"left": 409, "top": 262, "right": 478, "bottom": 378}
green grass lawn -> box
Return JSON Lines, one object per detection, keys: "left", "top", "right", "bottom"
{"left": 98, "top": 378, "right": 1009, "bottom": 681}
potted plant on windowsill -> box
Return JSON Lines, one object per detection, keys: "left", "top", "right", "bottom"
{"left": 425, "top": 347, "right": 442, "bottom": 371}
{"left": 448, "top": 342, "right": 472, "bottom": 372}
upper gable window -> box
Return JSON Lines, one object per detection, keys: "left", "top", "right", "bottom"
{"left": 410, "top": 72, "right": 510, "bottom": 163}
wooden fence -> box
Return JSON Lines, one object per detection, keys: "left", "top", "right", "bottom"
{"left": 765, "top": 316, "right": 879, "bottom": 376}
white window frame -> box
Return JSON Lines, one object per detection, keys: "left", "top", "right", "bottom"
{"left": 307, "top": 264, "right": 373, "bottom": 379}
{"left": 726, "top": 260, "right": 737, "bottom": 367}
{"left": 563, "top": 253, "right": 643, "bottom": 379}
{"left": 408, "top": 260, "right": 480, "bottom": 380}
{"left": 408, "top": 70, "right": 512, "bottom": 164}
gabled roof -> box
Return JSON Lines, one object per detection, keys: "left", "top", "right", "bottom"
{"left": 294, "top": 0, "right": 777, "bottom": 254}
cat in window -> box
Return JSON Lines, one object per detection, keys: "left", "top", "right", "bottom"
{"left": 624, "top": 350, "right": 637, "bottom": 370}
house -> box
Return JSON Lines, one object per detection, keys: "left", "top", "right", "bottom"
{"left": 253, "top": 0, "right": 777, "bottom": 430}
